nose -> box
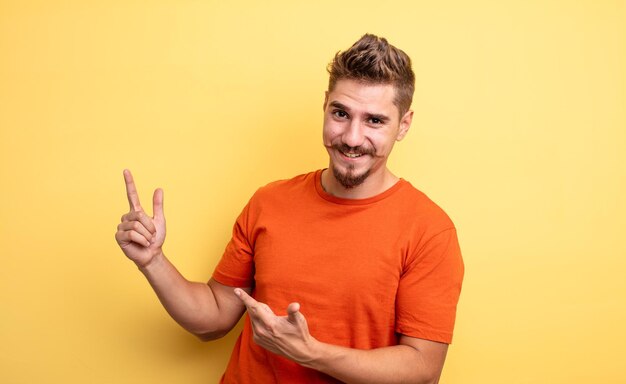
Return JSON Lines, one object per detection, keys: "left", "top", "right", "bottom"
{"left": 341, "top": 119, "right": 365, "bottom": 148}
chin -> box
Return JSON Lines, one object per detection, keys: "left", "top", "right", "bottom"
{"left": 332, "top": 165, "right": 371, "bottom": 189}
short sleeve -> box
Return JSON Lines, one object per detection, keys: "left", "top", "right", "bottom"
{"left": 395, "top": 228, "right": 464, "bottom": 344}
{"left": 212, "top": 202, "right": 255, "bottom": 287}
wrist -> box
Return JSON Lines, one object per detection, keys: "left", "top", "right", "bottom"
{"left": 137, "top": 249, "right": 165, "bottom": 273}
{"left": 300, "top": 338, "right": 330, "bottom": 370}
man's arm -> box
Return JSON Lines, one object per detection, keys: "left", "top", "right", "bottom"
{"left": 306, "top": 335, "right": 447, "bottom": 384}
{"left": 235, "top": 289, "right": 448, "bottom": 384}
{"left": 140, "top": 255, "right": 250, "bottom": 340}
{"left": 115, "top": 169, "right": 250, "bottom": 340}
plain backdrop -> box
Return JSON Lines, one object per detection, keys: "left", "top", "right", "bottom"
{"left": 1, "top": 1, "right": 625, "bottom": 383}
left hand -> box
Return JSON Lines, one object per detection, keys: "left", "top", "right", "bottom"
{"left": 234, "top": 289, "right": 318, "bottom": 365}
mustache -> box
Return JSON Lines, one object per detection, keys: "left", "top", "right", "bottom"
{"left": 332, "top": 143, "right": 375, "bottom": 156}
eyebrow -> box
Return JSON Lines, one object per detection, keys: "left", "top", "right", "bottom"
{"left": 328, "top": 101, "right": 390, "bottom": 122}
{"left": 366, "top": 112, "right": 389, "bottom": 122}
{"left": 329, "top": 101, "right": 349, "bottom": 111}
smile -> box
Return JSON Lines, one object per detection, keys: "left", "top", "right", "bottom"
{"left": 342, "top": 152, "right": 363, "bottom": 158}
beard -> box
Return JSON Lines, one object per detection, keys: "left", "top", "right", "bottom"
{"left": 332, "top": 164, "right": 371, "bottom": 188}
{"left": 330, "top": 143, "right": 375, "bottom": 188}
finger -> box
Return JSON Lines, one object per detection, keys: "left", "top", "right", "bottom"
{"left": 153, "top": 188, "right": 164, "bottom": 220}
{"left": 123, "top": 210, "right": 156, "bottom": 234}
{"left": 234, "top": 288, "right": 258, "bottom": 308}
{"left": 117, "top": 221, "right": 154, "bottom": 241}
{"left": 123, "top": 169, "right": 143, "bottom": 212}
{"left": 235, "top": 290, "right": 275, "bottom": 318}
{"left": 287, "top": 302, "right": 301, "bottom": 324}
{"left": 116, "top": 229, "right": 151, "bottom": 247}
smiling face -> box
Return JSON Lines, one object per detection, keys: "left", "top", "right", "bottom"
{"left": 322, "top": 78, "right": 413, "bottom": 196}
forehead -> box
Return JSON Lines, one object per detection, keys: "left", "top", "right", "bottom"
{"left": 328, "top": 79, "right": 398, "bottom": 117}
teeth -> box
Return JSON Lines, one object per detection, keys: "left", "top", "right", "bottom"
{"left": 343, "top": 152, "right": 362, "bottom": 158}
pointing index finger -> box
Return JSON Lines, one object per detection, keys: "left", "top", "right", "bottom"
{"left": 234, "top": 288, "right": 257, "bottom": 307}
{"left": 123, "top": 169, "right": 142, "bottom": 211}
{"left": 235, "top": 289, "right": 276, "bottom": 325}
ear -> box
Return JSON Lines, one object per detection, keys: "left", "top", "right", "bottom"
{"left": 323, "top": 91, "right": 329, "bottom": 111}
{"left": 396, "top": 110, "right": 413, "bottom": 141}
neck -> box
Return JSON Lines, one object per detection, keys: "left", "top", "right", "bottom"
{"left": 321, "top": 167, "right": 399, "bottom": 199}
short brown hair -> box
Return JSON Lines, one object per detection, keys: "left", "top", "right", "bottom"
{"left": 327, "top": 34, "right": 415, "bottom": 116}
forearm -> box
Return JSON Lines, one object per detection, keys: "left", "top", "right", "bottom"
{"left": 138, "top": 251, "right": 224, "bottom": 339}
{"left": 305, "top": 341, "right": 442, "bottom": 384}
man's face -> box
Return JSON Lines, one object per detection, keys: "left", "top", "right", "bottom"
{"left": 322, "top": 79, "right": 413, "bottom": 189}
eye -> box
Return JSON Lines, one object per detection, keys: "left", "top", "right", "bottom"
{"left": 368, "top": 117, "right": 386, "bottom": 126}
{"left": 333, "top": 110, "right": 348, "bottom": 119}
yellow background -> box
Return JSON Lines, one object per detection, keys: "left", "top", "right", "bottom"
{"left": 1, "top": 1, "right": 625, "bottom": 383}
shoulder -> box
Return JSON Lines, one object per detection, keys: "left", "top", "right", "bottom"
{"left": 248, "top": 170, "right": 318, "bottom": 208}
{"left": 257, "top": 171, "right": 315, "bottom": 193}
{"left": 395, "top": 180, "right": 456, "bottom": 231}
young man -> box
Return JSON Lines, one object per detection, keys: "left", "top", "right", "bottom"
{"left": 116, "top": 34, "right": 464, "bottom": 383}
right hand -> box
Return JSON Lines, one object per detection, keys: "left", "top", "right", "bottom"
{"left": 115, "top": 169, "right": 166, "bottom": 268}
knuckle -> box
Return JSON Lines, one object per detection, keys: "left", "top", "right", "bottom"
{"left": 255, "top": 326, "right": 268, "bottom": 337}
{"left": 116, "top": 231, "right": 129, "bottom": 242}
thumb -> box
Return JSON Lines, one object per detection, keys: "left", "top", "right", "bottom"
{"left": 153, "top": 188, "right": 164, "bottom": 220}
{"left": 287, "top": 302, "right": 301, "bottom": 324}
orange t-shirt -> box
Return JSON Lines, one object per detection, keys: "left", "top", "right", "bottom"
{"left": 213, "top": 170, "right": 464, "bottom": 383}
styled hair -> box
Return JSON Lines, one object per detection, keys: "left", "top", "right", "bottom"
{"left": 327, "top": 34, "right": 415, "bottom": 116}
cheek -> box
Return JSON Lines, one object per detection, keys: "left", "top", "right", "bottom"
{"left": 322, "top": 128, "right": 331, "bottom": 145}
{"left": 381, "top": 140, "right": 398, "bottom": 155}
{"left": 370, "top": 134, "right": 396, "bottom": 155}
{"left": 322, "top": 123, "right": 341, "bottom": 145}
